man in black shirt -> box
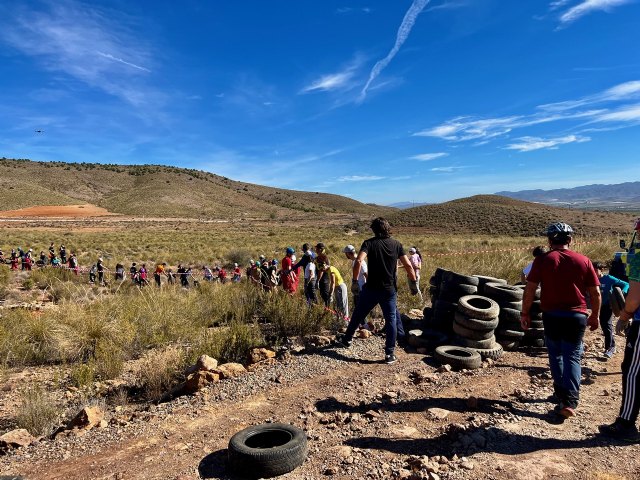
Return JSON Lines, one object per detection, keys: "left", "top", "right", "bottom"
{"left": 338, "top": 217, "right": 418, "bottom": 364}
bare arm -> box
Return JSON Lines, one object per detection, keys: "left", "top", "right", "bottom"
{"left": 399, "top": 255, "right": 417, "bottom": 282}
{"left": 520, "top": 280, "right": 539, "bottom": 330}
{"left": 353, "top": 251, "right": 367, "bottom": 283}
{"left": 587, "top": 285, "right": 601, "bottom": 331}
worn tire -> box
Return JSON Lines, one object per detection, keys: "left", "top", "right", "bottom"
{"left": 474, "top": 275, "right": 508, "bottom": 286}
{"left": 434, "top": 345, "right": 482, "bottom": 370}
{"left": 433, "top": 300, "right": 457, "bottom": 330}
{"left": 500, "top": 301, "right": 523, "bottom": 310}
{"left": 522, "top": 337, "right": 546, "bottom": 348}
{"left": 496, "top": 329, "right": 525, "bottom": 339}
{"left": 228, "top": 423, "right": 307, "bottom": 478}
{"left": 530, "top": 319, "right": 544, "bottom": 329}
{"left": 443, "top": 271, "right": 480, "bottom": 286}
{"left": 453, "top": 320, "right": 495, "bottom": 340}
{"left": 453, "top": 312, "right": 499, "bottom": 331}
{"left": 484, "top": 283, "right": 524, "bottom": 302}
{"left": 457, "top": 295, "right": 500, "bottom": 320}
{"left": 530, "top": 300, "right": 542, "bottom": 315}
{"left": 525, "top": 327, "right": 545, "bottom": 339}
{"left": 456, "top": 334, "right": 497, "bottom": 349}
{"left": 471, "top": 342, "right": 504, "bottom": 360}
{"left": 429, "top": 275, "right": 438, "bottom": 287}
{"left": 611, "top": 286, "right": 625, "bottom": 317}
{"left": 498, "top": 339, "right": 520, "bottom": 351}
{"left": 433, "top": 268, "right": 449, "bottom": 285}
{"left": 499, "top": 308, "right": 521, "bottom": 324}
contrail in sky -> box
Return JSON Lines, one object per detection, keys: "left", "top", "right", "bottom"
{"left": 359, "top": 0, "right": 430, "bottom": 101}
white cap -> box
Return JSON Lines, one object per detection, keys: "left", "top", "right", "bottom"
{"left": 343, "top": 244, "right": 356, "bottom": 253}
{"left": 409, "top": 247, "right": 417, "bottom": 254}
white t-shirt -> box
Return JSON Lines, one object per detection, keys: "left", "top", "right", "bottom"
{"left": 352, "top": 259, "right": 368, "bottom": 288}
{"left": 305, "top": 262, "right": 316, "bottom": 281}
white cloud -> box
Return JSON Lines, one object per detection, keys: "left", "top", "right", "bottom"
{"left": 426, "top": 1, "right": 469, "bottom": 12}
{"left": 594, "top": 103, "right": 640, "bottom": 122}
{"left": 559, "top": 0, "right": 633, "bottom": 24}
{"left": 0, "top": 1, "right": 157, "bottom": 108}
{"left": 360, "top": 0, "right": 431, "bottom": 101}
{"left": 410, "top": 152, "right": 449, "bottom": 161}
{"left": 549, "top": 0, "right": 573, "bottom": 10}
{"left": 338, "top": 175, "right": 385, "bottom": 182}
{"left": 300, "top": 57, "right": 364, "bottom": 94}
{"left": 431, "top": 166, "right": 464, "bottom": 172}
{"left": 505, "top": 134, "right": 591, "bottom": 152}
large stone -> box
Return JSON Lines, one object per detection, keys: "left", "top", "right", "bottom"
{"left": 183, "top": 371, "right": 220, "bottom": 394}
{"left": 427, "top": 408, "right": 451, "bottom": 420}
{"left": 185, "top": 355, "right": 218, "bottom": 375}
{"left": 247, "top": 348, "right": 276, "bottom": 365}
{"left": 215, "top": 363, "right": 247, "bottom": 379}
{"left": 303, "top": 335, "right": 332, "bottom": 349}
{"left": 68, "top": 406, "right": 104, "bottom": 430}
{"left": 0, "top": 429, "right": 35, "bottom": 450}
{"left": 357, "top": 329, "right": 372, "bottom": 339}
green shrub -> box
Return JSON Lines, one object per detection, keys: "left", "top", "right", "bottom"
{"left": 16, "top": 385, "right": 61, "bottom": 436}
{"left": 70, "top": 362, "right": 95, "bottom": 389}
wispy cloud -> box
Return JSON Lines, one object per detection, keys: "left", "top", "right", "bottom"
{"left": 505, "top": 134, "right": 590, "bottom": 152}
{"left": 338, "top": 175, "right": 385, "bottom": 182}
{"left": 410, "top": 152, "right": 449, "bottom": 161}
{"left": 300, "top": 57, "right": 364, "bottom": 94}
{"left": 359, "top": 0, "right": 431, "bottom": 101}
{"left": 557, "top": 0, "right": 633, "bottom": 25}
{"left": 415, "top": 80, "right": 640, "bottom": 145}
{"left": 0, "top": 1, "right": 157, "bottom": 108}
{"left": 431, "top": 166, "right": 465, "bottom": 172}
{"left": 426, "top": 0, "right": 469, "bottom": 12}
{"left": 336, "top": 7, "right": 372, "bottom": 14}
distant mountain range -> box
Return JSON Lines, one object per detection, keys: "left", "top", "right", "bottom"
{"left": 387, "top": 201, "right": 429, "bottom": 209}
{"left": 496, "top": 182, "right": 640, "bottom": 210}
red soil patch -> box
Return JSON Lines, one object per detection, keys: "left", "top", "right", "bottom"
{"left": 0, "top": 204, "right": 116, "bottom": 218}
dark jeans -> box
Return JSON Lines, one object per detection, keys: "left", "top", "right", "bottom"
{"left": 620, "top": 321, "right": 640, "bottom": 423}
{"left": 344, "top": 286, "right": 400, "bottom": 356}
{"left": 543, "top": 311, "right": 587, "bottom": 409}
{"left": 599, "top": 303, "right": 616, "bottom": 351}
{"left": 305, "top": 279, "right": 317, "bottom": 305}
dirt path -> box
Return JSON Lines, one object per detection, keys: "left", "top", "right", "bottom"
{"left": 0, "top": 204, "right": 116, "bottom": 218}
{"left": 2, "top": 332, "right": 640, "bottom": 480}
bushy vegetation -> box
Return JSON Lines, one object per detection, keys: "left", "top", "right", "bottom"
{"left": 15, "top": 385, "right": 61, "bottom": 436}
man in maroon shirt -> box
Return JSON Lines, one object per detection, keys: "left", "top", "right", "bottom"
{"left": 521, "top": 222, "right": 601, "bottom": 420}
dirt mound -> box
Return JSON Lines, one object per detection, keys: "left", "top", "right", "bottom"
{"left": 0, "top": 204, "right": 115, "bottom": 218}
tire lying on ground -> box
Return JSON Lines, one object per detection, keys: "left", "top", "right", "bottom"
{"left": 443, "top": 271, "right": 480, "bottom": 286}
{"left": 611, "top": 286, "right": 626, "bottom": 317}
{"left": 472, "top": 342, "right": 504, "bottom": 361}
{"left": 407, "top": 329, "right": 448, "bottom": 349}
{"left": 453, "top": 320, "right": 495, "bottom": 340}
{"left": 457, "top": 295, "right": 500, "bottom": 320}
{"left": 499, "top": 307, "right": 521, "bottom": 324}
{"left": 434, "top": 345, "right": 482, "bottom": 370}
{"left": 456, "top": 334, "right": 497, "bottom": 349}
{"left": 484, "top": 283, "right": 524, "bottom": 303}
{"left": 228, "top": 423, "right": 308, "bottom": 478}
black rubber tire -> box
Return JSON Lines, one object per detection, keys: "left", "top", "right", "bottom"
{"left": 457, "top": 295, "right": 500, "bottom": 320}
{"left": 484, "top": 283, "right": 524, "bottom": 302}
{"left": 498, "top": 339, "right": 520, "bottom": 351}
{"left": 525, "top": 327, "right": 545, "bottom": 339}
{"left": 453, "top": 312, "right": 499, "bottom": 331}
{"left": 500, "top": 320, "right": 525, "bottom": 331}
{"left": 443, "top": 271, "right": 480, "bottom": 286}
{"left": 407, "top": 329, "right": 448, "bottom": 348}
{"left": 496, "top": 329, "right": 525, "bottom": 339}
{"left": 530, "top": 319, "right": 544, "bottom": 329}
{"left": 423, "top": 307, "right": 433, "bottom": 322}
{"left": 228, "top": 423, "right": 308, "bottom": 478}
{"left": 522, "top": 337, "right": 546, "bottom": 348}
{"left": 453, "top": 320, "right": 495, "bottom": 340}
{"left": 429, "top": 275, "right": 438, "bottom": 287}
{"left": 611, "top": 286, "right": 625, "bottom": 317}
{"left": 434, "top": 345, "right": 482, "bottom": 370}
{"left": 474, "top": 275, "right": 508, "bottom": 286}
{"left": 433, "top": 300, "right": 457, "bottom": 320}
{"left": 471, "top": 342, "right": 504, "bottom": 360}
{"left": 530, "top": 300, "right": 542, "bottom": 315}
{"left": 441, "top": 282, "right": 478, "bottom": 295}
{"left": 439, "top": 288, "right": 464, "bottom": 303}
{"left": 456, "top": 334, "right": 496, "bottom": 349}
{"left": 534, "top": 288, "right": 541, "bottom": 300}
{"left": 499, "top": 308, "right": 521, "bottom": 324}
{"left": 433, "top": 268, "right": 449, "bottom": 285}
{"left": 500, "top": 301, "right": 523, "bottom": 310}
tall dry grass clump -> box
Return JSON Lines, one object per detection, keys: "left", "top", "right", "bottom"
{"left": 135, "top": 346, "right": 186, "bottom": 402}
{"left": 15, "top": 385, "right": 61, "bottom": 436}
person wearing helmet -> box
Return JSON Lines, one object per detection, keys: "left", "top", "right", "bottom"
{"left": 281, "top": 247, "right": 298, "bottom": 294}
{"left": 337, "top": 217, "right": 419, "bottom": 365}
{"left": 599, "top": 217, "right": 640, "bottom": 440}
{"left": 521, "top": 222, "right": 601, "bottom": 420}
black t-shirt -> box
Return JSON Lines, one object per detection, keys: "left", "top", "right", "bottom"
{"left": 360, "top": 236, "right": 405, "bottom": 292}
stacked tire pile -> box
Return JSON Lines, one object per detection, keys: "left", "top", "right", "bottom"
{"left": 452, "top": 295, "right": 503, "bottom": 360}
{"left": 427, "top": 269, "right": 480, "bottom": 334}
{"left": 480, "top": 282, "right": 543, "bottom": 350}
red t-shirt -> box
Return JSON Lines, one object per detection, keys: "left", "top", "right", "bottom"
{"left": 527, "top": 248, "right": 599, "bottom": 314}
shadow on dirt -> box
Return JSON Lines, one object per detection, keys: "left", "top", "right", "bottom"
{"left": 312, "top": 346, "right": 383, "bottom": 365}
{"left": 344, "top": 431, "right": 618, "bottom": 457}
{"left": 199, "top": 449, "right": 232, "bottom": 479}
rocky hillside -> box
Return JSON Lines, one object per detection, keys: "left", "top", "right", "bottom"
{"left": 387, "top": 195, "right": 634, "bottom": 236}
{"left": 0, "top": 158, "right": 392, "bottom": 219}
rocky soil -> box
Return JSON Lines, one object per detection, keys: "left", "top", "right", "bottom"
{"left": 1, "top": 329, "right": 640, "bottom": 480}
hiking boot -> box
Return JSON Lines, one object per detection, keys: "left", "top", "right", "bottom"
{"left": 384, "top": 354, "right": 397, "bottom": 365}
{"left": 599, "top": 419, "right": 639, "bottom": 442}
{"left": 335, "top": 335, "right": 352, "bottom": 348}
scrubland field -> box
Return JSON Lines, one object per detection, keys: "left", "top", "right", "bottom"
{"left": 1, "top": 214, "right": 638, "bottom": 479}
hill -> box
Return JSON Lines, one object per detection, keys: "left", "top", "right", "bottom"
{"left": 0, "top": 158, "right": 392, "bottom": 219}
{"left": 387, "top": 195, "right": 634, "bottom": 236}
{"left": 496, "top": 182, "right": 640, "bottom": 210}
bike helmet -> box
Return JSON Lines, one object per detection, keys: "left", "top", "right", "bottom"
{"left": 272, "top": 259, "right": 278, "bottom": 265}
{"left": 546, "top": 222, "right": 573, "bottom": 236}
{"left": 343, "top": 244, "right": 356, "bottom": 254}
{"left": 285, "top": 246, "right": 295, "bottom": 255}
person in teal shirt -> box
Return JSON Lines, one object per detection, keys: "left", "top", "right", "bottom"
{"left": 593, "top": 261, "right": 629, "bottom": 359}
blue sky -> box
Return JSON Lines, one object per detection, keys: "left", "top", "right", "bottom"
{"left": 1, "top": 0, "right": 639, "bottom": 205}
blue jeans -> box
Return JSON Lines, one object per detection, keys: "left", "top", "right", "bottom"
{"left": 344, "top": 286, "right": 400, "bottom": 356}
{"left": 543, "top": 312, "right": 587, "bottom": 409}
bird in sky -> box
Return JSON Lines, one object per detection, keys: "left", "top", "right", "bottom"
{"left": 34, "top": 130, "right": 44, "bottom": 133}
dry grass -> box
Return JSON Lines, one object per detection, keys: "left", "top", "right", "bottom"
{"left": 135, "top": 346, "right": 186, "bottom": 402}
{"left": 15, "top": 385, "right": 61, "bottom": 436}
